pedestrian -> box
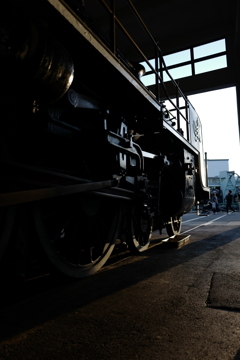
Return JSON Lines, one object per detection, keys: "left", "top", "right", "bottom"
{"left": 225, "top": 190, "right": 235, "bottom": 213}
{"left": 211, "top": 192, "right": 219, "bottom": 212}
{"left": 212, "top": 199, "right": 217, "bottom": 214}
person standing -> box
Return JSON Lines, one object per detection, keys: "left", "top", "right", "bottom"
{"left": 225, "top": 190, "right": 235, "bottom": 213}
{"left": 212, "top": 199, "right": 217, "bottom": 214}
{"left": 211, "top": 192, "right": 219, "bottom": 213}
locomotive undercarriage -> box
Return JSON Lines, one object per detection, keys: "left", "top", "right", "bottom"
{"left": 0, "top": 0, "right": 208, "bottom": 280}
{"left": 0, "top": 97, "right": 195, "bottom": 279}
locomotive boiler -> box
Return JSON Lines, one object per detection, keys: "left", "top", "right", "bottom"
{"left": 0, "top": 0, "right": 209, "bottom": 280}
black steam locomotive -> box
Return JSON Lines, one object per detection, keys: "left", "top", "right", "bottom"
{"left": 0, "top": 0, "right": 209, "bottom": 279}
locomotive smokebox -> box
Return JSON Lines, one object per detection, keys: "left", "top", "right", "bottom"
{"left": 0, "top": 7, "right": 74, "bottom": 103}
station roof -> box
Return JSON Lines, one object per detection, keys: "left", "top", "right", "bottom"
{"left": 120, "top": 0, "right": 239, "bottom": 94}
{"left": 92, "top": 0, "right": 240, "bottom": 133}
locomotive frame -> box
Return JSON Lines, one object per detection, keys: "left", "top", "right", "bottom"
{"left": 0, "top": 0, "right": 209, "bottom": 279}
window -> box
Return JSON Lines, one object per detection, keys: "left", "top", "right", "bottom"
{"left": 163, "top": 64, "right": 192, "bottom": 82}
{"left": 140, "top": 39, "right": 227, "bottom": 87}
{"left": 195, "top": 55, "right": 227, "bottom": 75}
{"left": 164, "top": 49, "right": 191, "bottom": 67}
{"left": 210, "top": 178, "right": 220, "bottom": 185}
{"left": 142, "top": 73, "right": 156, "bottom": 86}
{"left": 142, "top": 58, "right": 156, "bottom": 72}
{"left": 193, "top": 39, "right": 226, "bottom": 59}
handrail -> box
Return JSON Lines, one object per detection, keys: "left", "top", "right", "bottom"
{"left": 125, "top": 0, "right": 188, "bottom": 104}
{"left": 95, "top": 0, "right": 190, "bottom": 140}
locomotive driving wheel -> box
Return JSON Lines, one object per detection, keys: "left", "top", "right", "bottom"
{"left": 127, "top": 206, "right": 153, "bottom": 253}
{"left": 165, "top": 215, "right": 182, "bottom": 237}
{"left": 33, "top": 194, "right": 122, "bottom": 278}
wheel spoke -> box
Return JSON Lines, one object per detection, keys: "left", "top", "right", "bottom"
{"left": 165, "top": 216, "right": 182, "bottom": 237}
{"left": 33, "top": 195, "right": 121, "bottom": 278}
{"left": 126, "top": 207, "right": 152, "bottom": 253}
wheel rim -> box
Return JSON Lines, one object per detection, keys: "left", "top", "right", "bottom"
{"left": 166, "top": 215, "right": 182, "bottom": 237}
{"left": 127, "top": 209, "right": 153, "bottom": 253}
{"left": 33, "top": 194, "right": 122, "bottom": 278}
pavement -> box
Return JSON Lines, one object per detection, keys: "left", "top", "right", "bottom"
{"left": 0, "top": 211, "right": 240, "bottom": 360}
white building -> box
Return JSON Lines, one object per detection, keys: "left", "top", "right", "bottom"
{"left": 207, "top": 159, "right": 229, "bottom": 177}
{"left": 207, "top": 159, "right": 240, "bottom": 202}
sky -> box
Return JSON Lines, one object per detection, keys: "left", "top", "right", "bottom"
{"left": 188, "top": 87, "right": 240, "bottom": 175}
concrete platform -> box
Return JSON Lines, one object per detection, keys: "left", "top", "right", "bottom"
{"left": 0, "top": 212, "right": 240, "bottom": 360}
